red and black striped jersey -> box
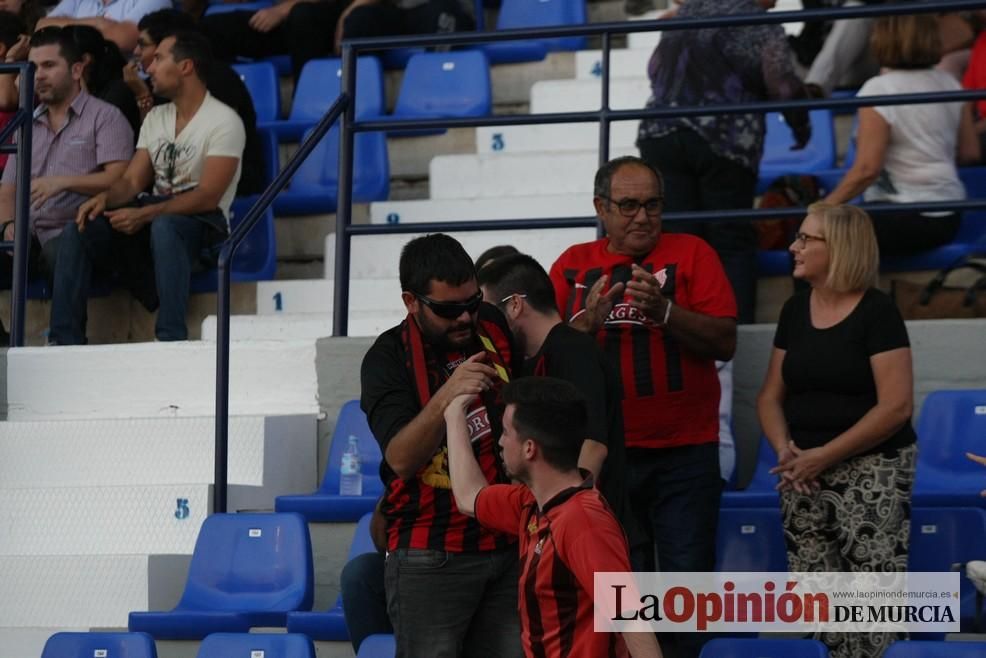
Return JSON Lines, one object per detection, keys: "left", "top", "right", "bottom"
{"left": 475, "top": 480, "right": 631, "bottom": 658}
{"left": 549, "top": 235, "right": 736, "bottom": 450}
{"left": 361, "top": 304, "right": 518, "bottom": 553}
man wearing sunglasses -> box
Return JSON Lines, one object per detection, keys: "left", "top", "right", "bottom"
{"left": 549, "top": 156, "right": 737, "bottom": 658}
{"left": 360, "top": 233, "right": 523, "bottom": 658}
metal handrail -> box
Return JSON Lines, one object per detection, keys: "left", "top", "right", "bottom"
{"left": 0, "top": 61, "right": 35, "bottom": 348}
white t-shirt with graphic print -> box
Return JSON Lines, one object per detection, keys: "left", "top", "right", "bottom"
{"left": 137, "top": 92, "right": 245, "bottom": 224}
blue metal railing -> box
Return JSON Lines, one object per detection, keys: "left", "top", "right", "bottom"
{"left": 0, "top": 61, "right": 35, "bottom": 348}
{"left": 210, "top": 0, "right": 986, "bottom": 512}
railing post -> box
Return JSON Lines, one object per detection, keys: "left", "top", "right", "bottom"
{"left": 333, "top": 45, "right": 357, "bottom": 338}
{"left": 213, "top": 251, "right": 232, "bottom": 514}
{"left": 597, "top": 31, "right": 611, "bottom": 239}
{"left": 10, "top": 62, "right": 33, "bottom": 347}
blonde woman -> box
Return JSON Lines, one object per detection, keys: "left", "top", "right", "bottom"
{"left": 757, "top": 203, "right": 916, "bottom": 658}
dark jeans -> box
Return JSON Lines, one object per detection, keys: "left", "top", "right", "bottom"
{"left": 872, "top": 210, "right": 961, "bottom": 258}
{"left": 50, "top": 207, "right": 224, "bottom": 344}
{"left": 627, "top": 442, "right": 723, "bottom": 658}
{"left": 201, "top": 1, "right": 346, "bottom": 80}
{"left": 0, "top": 232, "right": 60, "bottom": 289}
{"left": 344, "top": 0, "right": 475, "bottom": 42}
{"left": 384, "top": 547, "right": 522, "bottom": 658}
{"left": 341, "top": 551, "right": 391, "bottom": 654}
{"left": 640, "top": 129, "right": 759, "bottom": 324}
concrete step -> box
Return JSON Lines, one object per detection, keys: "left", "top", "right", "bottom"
{"left": 429, "top": 149, "right": 633, "bottom": 199}
{"left": 5, "top": 340, "right": 319, "bottom": 421}
{"left": 531, "top": 77, "right": 651, "bottom": 113}
{"left": 0, "top": 553, "right": 189, "bottom": 628}
{"left": 475, "top": 121, "right": 639, "bottom": 155}
{"left": 574, "top": 48, "right": 653, "bottom": 80}
{"left": 370, "top": 194, "right": 594, "bottom": 224}
{"left": 204, "top": 310, "right": 403, "bottom": 340}
{"left": 0, "top": 414, "right": 315, "bottom": 494}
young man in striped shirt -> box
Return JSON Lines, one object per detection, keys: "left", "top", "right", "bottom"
{"left": 446, "top": 376, "right": 662, "bottom": 658}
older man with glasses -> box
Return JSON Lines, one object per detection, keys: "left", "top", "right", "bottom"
{"left": 549, "top": 156, "right": 738, "bottom": 658}
{"left": 359, "top": 233, "right": 523, "bottom": 658}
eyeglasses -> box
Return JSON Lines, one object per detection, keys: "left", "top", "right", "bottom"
{"left": 499, "top": 293, "right": 527, "bottom": 305}
{"left": 599, "top": 195, "right": 663, "bottom": 218}
{"left": 415, "top": 291, "right": 483, "bottom": 319}
{"left": 794, "top": 231, "right": 826, "bottom": 247}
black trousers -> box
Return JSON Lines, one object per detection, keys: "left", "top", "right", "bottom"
{"left": 343, "top": 0, "right": 475, "bottom": 41}
{"left": 200, "top": 1, "right": 346, "bottom": 80}
{"left": 871, "top": 209, "right": 961, "bottom": 258}
{"left": 639, "top": 129, "right": 759, "bottom": 324}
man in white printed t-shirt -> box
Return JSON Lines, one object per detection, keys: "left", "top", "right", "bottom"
{"left": 50, "top": 30, "right": 245, "bottom": 344}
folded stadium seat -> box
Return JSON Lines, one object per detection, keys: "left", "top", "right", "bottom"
{"left": 883, "top": 640, "right": 986, "bottom": 657}
{"left": 271, "top": 126, "right": 389, "bottom": 215}
{"left": 232, "top": 62, "right": 280, "bottom": 123}
{"left": 196, "top": 632, "right": 315, "bottom": 658}
{"left": 481, "top": 0, "right": 587, "bottom": 65}
{"left": 390, "top": 50, "right": 492, "bottom": 136}
{"left": 699, "top": 638, "right": 828, "bottom": 658}
{"left": 714, "top": 507, "right": 788, "bottom": 573}
{"left": 190, "top": 194, "right": 278, "bottom": 293}
{"left": 756, "top": 110, "right": 837, "bottom": 195}
{"left": 721, "top": 436, "right": 780, "bottom": 509}
{"left": 286, "top": 512, "right": 377, "bottom": 640}
{"left": 356, "top": 634, "right": 395, "bottom": 658}
{"left": 260, "top": 57, "right": 385, "bottom": 142}
{"left": 42, "top": 632, "right": 157, "bottom": 658}
{"left": 909, "top": 506, "right": 986, "bottom": 632}
{"left": 128, "top": 513, "right": 313, "bottom": 639}
{"left": 276, "top": 400, "right": 384, "bottom": 521}
{"left": 203, "top": 1, "right": 273, "bottom": 16}
{"left": 911, "top": 390, "right": 986, "bottom": 507}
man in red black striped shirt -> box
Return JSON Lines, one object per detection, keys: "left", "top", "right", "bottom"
{"left": 360, "top": 234, "right": 523, "bottom": 658}
{"left": 446, "top": 376, "right": 662, "bottom": 658}
{"left": 550, "top": 157, "right": 737, "bottom": 658}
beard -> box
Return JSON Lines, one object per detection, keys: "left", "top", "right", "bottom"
{"left": 415, "top": 311, "right": 477, "bottom": 353}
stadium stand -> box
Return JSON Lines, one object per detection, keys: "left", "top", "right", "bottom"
{"left": 720, "top": 436, "right": 780, "bottom": 509}
{"left": 196, "top": 632, "right": 316, "bottom": 658}
{"left": 41, "top": 632, "right": 158, "bottom": 658}
{"left": 714, "top": 507, "right": 788, "bottom": 573}
{"left": 391, "top": 50, "right": 492, "bottom": 136}
{"left": 481, "top": 0, "right": 588, "bottom": 64}
{"left": 355, "top": 634, "right": 396, "bottom": 658}
{"left": 912, "top": 389, "right": 986, "bottom": 507}
{"left": 232, "top": 62, "right": 281, "bottom": 123}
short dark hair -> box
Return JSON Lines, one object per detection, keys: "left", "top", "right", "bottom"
{"left": 503, "top": 377, "right": 586, "bottom": 472}
{"left": 166, "top": 29, "right": 212, "bottom": 82}
{"left": 399, "top": 234, "right": 476, "bottom": 295}
{"left": 0, "top": 11, "right": 26, "bottom": 51}
{"left": 138, "top": 8, "right": 196, "bottom": 45}
{"left": 593, "top": 155, "right": 663, "bottom": 200}
{"left": 478, "top": 253, "right": 558, "bottom": 315}
{"left": 475, "top": 245, "right": 519, "bottom": 273}
{"left": 29, "top": 26, "right": 83, "bottom": 65}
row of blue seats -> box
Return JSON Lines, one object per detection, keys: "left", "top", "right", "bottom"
{"left": 206, "top": 0, "right": 588, "bottom": 73}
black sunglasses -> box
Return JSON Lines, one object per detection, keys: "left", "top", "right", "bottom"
{"left": 415, "top": 291, "right": 483, "bottom": 319}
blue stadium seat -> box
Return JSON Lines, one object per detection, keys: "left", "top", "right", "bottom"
{"left": 912, "top": 389, "right": 986, "bottom": 507}
{"left": 392, "top": 50, "right": 491, "bottom": 136}
{"left": 481, "top": 0, "right": 588, "bottom": 64}
{"left": 381, "top": 48, "right": 425, "bottom": 70}
{"left": 190, "top": 194, "right": 278, "bottom": 293}
{"left": 271, "top": 127, "right": 389, "bottom": 215}
{"left": 757, "top": 110, "right": 837, "bottom": 195}
{"left": 715, "top": 507, "right": 787, "bottom": 573}
{"left": 721, "top": 436, "right": 780, "bottom": 508}
{"left": 42, "top": 632, "right": 157, "bottom": 658}
{"left": 196, "top": 633, "right": 315, "bottom": 658}
{"left": 276, "top": 400, "right": 384, "bottom": 521}
{"left": 883, "top": 640, "right": 986, "bottom": 657}
{"left": 204, "top": 1, "right": 273, "bottom": 16}
{"left": 232, "top": 62, "right": 280, "bottom": 123}
{"left": 286, "top": 512, "right": 378, "bottom": 640}
{"left": 699, "top": 638, "right": 828, "bottom": 657}
{"left": 261, "top": 57, "right": 385, "bottom": 142}
{"left": 756, "top": 250, "right": 792, "bottom": 277}
{"left": 128, "top": 513, "right": 313, "bottom": 639}
{"left": 909, "top": 506, "right": 986, "bottom": 630}
{"left": 356, "top": 634, "right": 395, "bottom": 658}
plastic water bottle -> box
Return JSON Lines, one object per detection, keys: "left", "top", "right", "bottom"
{"left": 339, "top": 435, "right": 363, "bottom": 496}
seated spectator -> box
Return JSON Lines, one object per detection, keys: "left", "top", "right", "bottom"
{"left": 338, "top": 0, "right": 474, "bottom": 55}
{"left": 0, "top": 26, "right": 132, "bottom": 296}
{"left": 0, "top": 10, "right": 27, "bottom": 169}
{"left": 36, "top": 0, "right": 171, "bottom": 53}
{"left": 0, "top": 0, "right": 42, "bottom": 32}
{"left": 49, "top": 30, "right": 244, "bottom": 344}
{"left": 201, "top": 0, "right": 352, "bottom": 81}
{"left": 824, "top": 13, "right": 980, "bottom": 256}
{"left": 63, "top": 24, "right": 139, "bottom": 136}
{"left": 124, "top": 9, "right": 265, "bottom": 196}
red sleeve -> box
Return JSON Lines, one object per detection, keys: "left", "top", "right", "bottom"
{"left": 474, "top": 484, "right": 531, "bottom": 537}
{"left": 963, "top": 33, "right": 986, "bottom": 118}
{"left": 554, "top": 502, "right": 631, "bottom": 597}
{"left": 682, "top": 238, "right": 737, "bottom": 320}
{"left": 549, "top": 249, "right": 575, "bottom": 320}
